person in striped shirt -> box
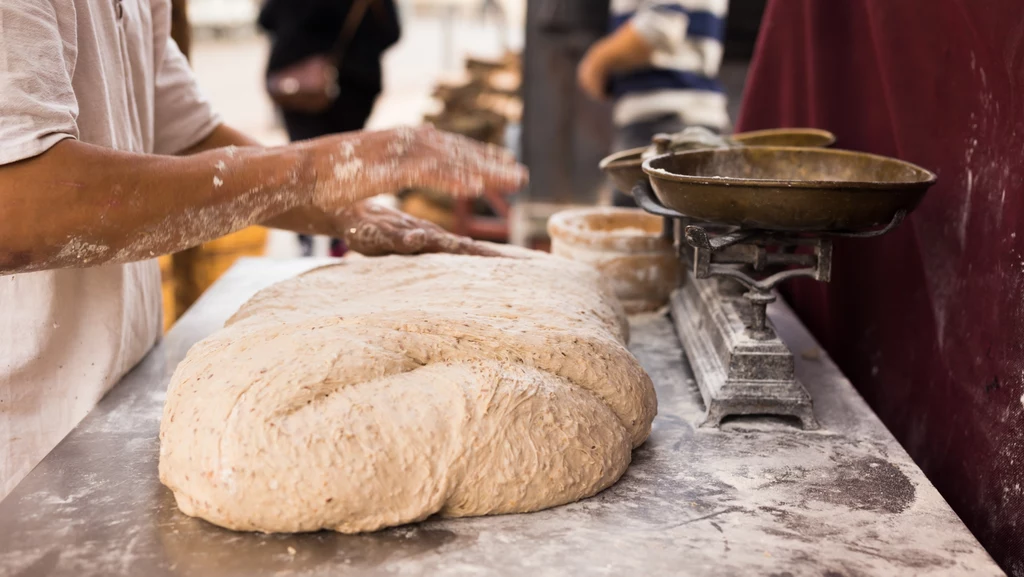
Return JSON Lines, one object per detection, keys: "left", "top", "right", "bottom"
{"left": 578, "top": 0, "right": 730, "bottom": 206}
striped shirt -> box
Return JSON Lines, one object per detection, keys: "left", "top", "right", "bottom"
{"left": 608, "top": 0, "right": 730, "bottom": 129}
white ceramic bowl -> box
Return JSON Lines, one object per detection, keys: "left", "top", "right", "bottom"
{"left": 547, "top": 207, "right": 680, "bottom": 314}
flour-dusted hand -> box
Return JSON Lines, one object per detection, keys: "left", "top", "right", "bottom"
{"left": 303, "top": 126, "right": 528, "bottom": 213}
{"left": 340, "top": 201, "right": 502, "bottom": 257}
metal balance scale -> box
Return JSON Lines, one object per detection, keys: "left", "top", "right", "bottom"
{"left": 601, "top": 131, "right": 937, "bottom": 429}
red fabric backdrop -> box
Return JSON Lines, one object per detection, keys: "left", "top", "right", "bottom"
{"left": 736, "top": 1, "right": 1024, "bottom": 573}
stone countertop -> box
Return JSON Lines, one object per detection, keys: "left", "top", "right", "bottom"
{"left": 0, "top": 257, "right": 1004, "bottom": 576}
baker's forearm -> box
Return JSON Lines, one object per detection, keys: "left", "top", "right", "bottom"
{"left": 181, "top": 123, "right": 260, "bottom": 152}
{"left": 0, "top": 124, "right": 527, "bottom": 274}
{"left": 182, "top": 124, "right": 353, "bottom": 238}
{"left": 0, "top": 137, "right": 306, "bottom": 274}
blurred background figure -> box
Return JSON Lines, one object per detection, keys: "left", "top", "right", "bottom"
{"left": 479, "top": 0, "right": 509, "bottom": 49}
{"left": 258, "top": 0, "right": 402, "bottom": 256}
{"left": 171, "top": 0, "right": 193, "bottom": 58}
{"left": 577, "top": 0, "right": 730, "bottom": 207}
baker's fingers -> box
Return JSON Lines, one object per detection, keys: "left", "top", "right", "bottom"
{"left": 449, "top": 239, "right": 505, "bottom": 257}
{"left": 358, "top": 225, "right": 438, "bottom": 255}
{"left": 417, "top": 230, "right": 505, "bottom": 257}
{"left": 408, "top": 171, "right": 487, "bottom": 199}
{"left": 433, "top": 131, "right": 516, "bottom": 163}
{"left": 416, "top": 132, "right": 527, "bottom": 194}
{"left": 347, "top": 219, "right": 507, "bottom": 258}
{"left": 396, "top": 212, "right": 447, "bottom": 234}
{"left": 410, "top": 163, "right": 526, "bottom": 199}
{"left": 473, "top": 161, "right": 528, "bottom": 195}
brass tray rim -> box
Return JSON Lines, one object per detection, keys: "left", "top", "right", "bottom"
{"left": 599, "top": 145, "right": 648, "bottom": 171}
{"left": 598, "top": 128, "right": 839, "bottom": 173}
{"left": 730, "top": 127, "right": 837, "bottom": 146}
{"left": 641, "top": 146, "right": 938, "bottom": 192}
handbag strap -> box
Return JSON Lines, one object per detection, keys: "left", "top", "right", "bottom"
{"left": 327, "top": 0, "right": 377, "bottom": 69}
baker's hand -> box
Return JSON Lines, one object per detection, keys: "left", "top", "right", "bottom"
{"left": 339, "top": 200, "right": 503, "bottom": 257}
{"left": 304, "top": 126, "right": 527, "bottom": 213}
{"left": 577, "top": 45, "right": 609, "bottom": 101}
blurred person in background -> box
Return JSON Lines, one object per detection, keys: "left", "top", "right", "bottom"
{"left": 259, "top": 0, "right": 401, "bottom": 256}
{"left": 577, "top": 0, "right": 730, "bottom": 207}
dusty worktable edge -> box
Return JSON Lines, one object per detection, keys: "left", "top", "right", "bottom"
{"left": 0, "top": 256, "right": 1005, "bottom": 577}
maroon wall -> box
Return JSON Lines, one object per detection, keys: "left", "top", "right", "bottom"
{"left": 736, "top": 1, "right": 1024, "bottom": 573}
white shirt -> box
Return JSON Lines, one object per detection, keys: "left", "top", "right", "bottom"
{"left": 0, "top": 0, "right": 220, "bottom": 499}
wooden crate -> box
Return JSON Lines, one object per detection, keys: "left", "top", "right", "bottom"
{"left": 189, "top": 226, "right": 268, "bottom": 291}
{"left": 158, "top": 255, "right": 176, "bottom": 333}
{"left": 159, "top": 227, "right": 268, "bottom": 331}
{"left": 402, "top": 191, "right": 457, "bottom": 230}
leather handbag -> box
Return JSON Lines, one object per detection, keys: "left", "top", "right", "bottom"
{"left": 266, "top": 0, "right": 375, "bottom": 114}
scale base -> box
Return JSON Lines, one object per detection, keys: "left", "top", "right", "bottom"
{"left": 670, "top": 273, "right": 819, "bottom": 429}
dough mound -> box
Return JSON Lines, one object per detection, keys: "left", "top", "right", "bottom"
{"left": 158, "top": 252, "right": 657, "bottom": 533}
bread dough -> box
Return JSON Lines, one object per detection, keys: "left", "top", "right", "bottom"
{"left": 158, "top": 251, "right": 657, "bottom": 533}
